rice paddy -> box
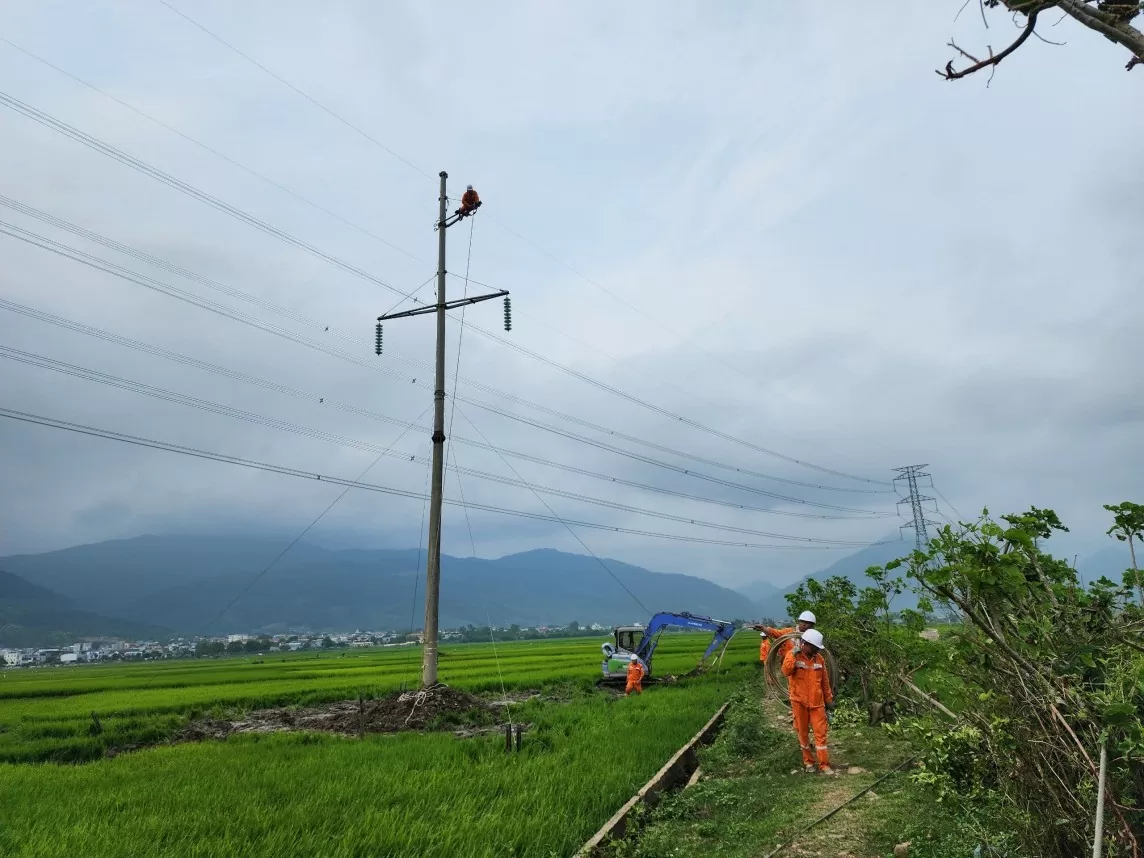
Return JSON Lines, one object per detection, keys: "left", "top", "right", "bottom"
{"left": 1, "top": 632, "right": 758, "bottom": 857}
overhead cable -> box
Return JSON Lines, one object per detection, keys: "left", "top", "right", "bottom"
{"left": 0, "top": 39, "right": 763, "bottom": 454}
{"left": 0, "top": 346, "right": 885, "bottom": 546}
{"left": 0, "top": 223, "right": 878, "bottom": 517}
{"left": 0, "top": 195, "right": 889, "bottom": 494}
{"left": 0, "top": 296, "right": 892, "bottom": 522}
{"left": 0, "top": 407, "right": 888, "bottom": 552}
{"left": 153, "top": 1, "right": 888, "bottom": 485}
{"left": 0, "top": 92, "right": 888, "bottom": 486}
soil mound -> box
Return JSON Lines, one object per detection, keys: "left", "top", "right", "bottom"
{"left": 177, "top": 684, "right": 495, "bottom": 742}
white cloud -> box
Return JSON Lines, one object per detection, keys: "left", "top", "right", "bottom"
{"left": 0, "top": 1, "right": 1140, "bottom": 595}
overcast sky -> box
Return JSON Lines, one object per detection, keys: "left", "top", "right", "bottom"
{"left": 0, "top": 1, "right": 1140, "bottom": 590}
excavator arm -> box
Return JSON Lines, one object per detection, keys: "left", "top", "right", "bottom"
{"left": 600, "top": 611, "right": 736, "bottom": 681}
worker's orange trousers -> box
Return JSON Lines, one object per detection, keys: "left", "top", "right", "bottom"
{"left": 792, "top": 702, "right": 830, "bottom": 767}
{"left": 625, "top": 680, "right": 642, "bottom": 695}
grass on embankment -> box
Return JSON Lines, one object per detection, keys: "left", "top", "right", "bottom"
{"left": 612, "top": 674, "right": 1015, "bottom": 858}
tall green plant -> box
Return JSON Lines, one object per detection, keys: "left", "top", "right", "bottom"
{"left": 1105, "top": 501, "right": 1144, "bottom": 603}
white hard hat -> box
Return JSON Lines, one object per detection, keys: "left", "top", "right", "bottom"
{"left": 466, "top": 184, "right": 473, "bottom": 190}
{"left": 629, "top": 654, "right": 639, "bottom": 661}
{"left": 798, "top": 610, "right": 817, "bottom": 624}
{"left": 760, "top": 632, "right": 766, "bottom": 638}
{"left": 802, "top": 629, "right": 824, "bottom": 649}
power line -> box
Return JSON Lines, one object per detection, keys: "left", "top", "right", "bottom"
{"left": 0, "top": 35, "right": 422, "bottom": 264}
{"left": 195, "top": 408, "right": 429, "bottom": 637}
{"left": 0, "top": 346, "right": 884, "bottom": 546}
{"left": 0, "top": 92, "right": 887, "bottom": 488}
{"left": 0, "top": 407, "right": 883, "bottom": 552}
{"left": 930, "top": 483, "right": 966, "bottom": 522}
{"left": 152, "top": 1, "right": 880, "bottom": 482}
{"left": 155, "top": 0, "right": 437, "bottom": 183}
{"left": 458, "top": 394, "right": 887, "bottom": 515}
{"left": 0, "top": 39, "right": 818, "bottom": 469}
{"left": 405, "top": 456, "right": 432, "bottom": 678}
{"left": 0, "top": 298, "right": 888, "bottom": 522}
{"left": 0, "top": 89, "right": 418, "bottom": 304}
{"left": 0, "top": 199, "right": 883, "bottom": 496}
{"left": 444, "top": 307, "right": 893, "bottom": 487}
{"left": 0, "top": 220, "right": 890, "bottom": 511}
{"left": 445, "top": 217, "right": 476, "bottom": 483}
{"left": 453, "top": 405, "right": 652, "bottom": 617}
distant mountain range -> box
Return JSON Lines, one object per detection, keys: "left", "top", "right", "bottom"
{"left": 749, "top": 539, "right": 917, "bottom": 618}
{"left": 5, "top": 533, "right": 1127, "bottom": 646}
{"left": 734, "top": 578, "right": 781, "bottom": 605}
{"left": 0, "top": 569, "right": 169, "bottom": 648}
{"left": 1074, "top": 546, "right": 1136, "bottom": 583}
{"left": 0, "top": 536, "right": 760, "bottom": 637}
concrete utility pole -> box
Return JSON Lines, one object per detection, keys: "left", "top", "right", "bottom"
{"left": 423, "top": 171, "right": 450, "bottom": 688}
{"left": 375, "top": 171, "right": 507, "bottom": 688}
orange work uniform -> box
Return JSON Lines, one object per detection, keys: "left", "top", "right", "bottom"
{"left": 761, "top": 626, "right": 795, "bottom": 663}
{"left": 781, "top": 647, "right": 833, "bottom": 768}
{"left": 625, "top": 660, "right": 645, "bottom": 695}
{"left": 460, "top": 188, "right": 480, "bottom": 212}
{"left": 759, "top": 637, "right": 770, "bottom": 663}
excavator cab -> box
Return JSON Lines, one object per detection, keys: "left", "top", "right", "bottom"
{"left": 601, "top": 625, "right": 645, "bottom": 680}
{"left": 614, "top": 626, "right": 644, "bottom": 654}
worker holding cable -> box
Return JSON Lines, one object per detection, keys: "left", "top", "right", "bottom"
{"left": 753, "top": 610, "right": 817, "bottom": 666}
{"left": 782, "top": 627, "right": 836, "bottom": 775}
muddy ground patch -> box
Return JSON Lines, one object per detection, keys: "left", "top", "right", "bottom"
{"left": 177, "top": 685, "right": 507, "bottom": 743}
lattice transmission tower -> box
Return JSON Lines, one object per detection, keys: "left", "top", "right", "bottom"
{"left": 893, "top": 464, "right": 941, "bottom": 550}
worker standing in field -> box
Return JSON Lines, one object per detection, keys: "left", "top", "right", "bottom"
{"left": 625, "top": 654, "right": 645, "bottom": 696}
{"left": 759, "top": 631, "right": 770, "bottom": 666}
{"left": 782, "top": 628, "right": 835, "bottom": 775}
{"left": 753, "top": 610, "right": 817, "bottom": 666}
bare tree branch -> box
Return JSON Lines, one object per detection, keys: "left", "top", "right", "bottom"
{"left": 942, "top": 0, "right": 1143, "bottom": 78}
{"left": 1032, "top": 27, "right": 1069, "bottom": 42}
{"left": 939, "top": 4, "right": 1053, "bottom": 79}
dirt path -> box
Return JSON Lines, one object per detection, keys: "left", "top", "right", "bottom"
{"left": 609, "top": 679, "right": 925, "bottom": 858}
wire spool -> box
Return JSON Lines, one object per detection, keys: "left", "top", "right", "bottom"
{"left": 763, "top": 632, "right": 839, "bottom": 706}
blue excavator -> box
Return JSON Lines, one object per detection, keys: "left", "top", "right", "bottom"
{"left": 600, "top": 611, "right": 737, "bottom": 684}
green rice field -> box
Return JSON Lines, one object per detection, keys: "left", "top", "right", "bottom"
{"left": 0, "top": 632, "right": 758, "bottom": 857}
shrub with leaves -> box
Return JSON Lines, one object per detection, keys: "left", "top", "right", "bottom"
{"left": 896, "top": 503, "right": 1144, "bottom": 858}
{"left": 784, "top": 565, "right": 936, "bottom": 703}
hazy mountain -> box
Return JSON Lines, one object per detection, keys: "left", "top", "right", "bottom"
{"left": 0, "top": 534, "right": 331, "bottom": 618}
{"left": 736, "top": 578, "right": 781, "bottom": 605}
{"left": 753, "top": 538, "right": 915, "bottom": 619}
{"left": 1, "top": 537, "right": 759, "bottom": 634}
{"left": 0, "top": 570, "right": 169, "bottom": 648}
{"left": 1077, "top": 546, "right": 1137, "bottom": 584}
